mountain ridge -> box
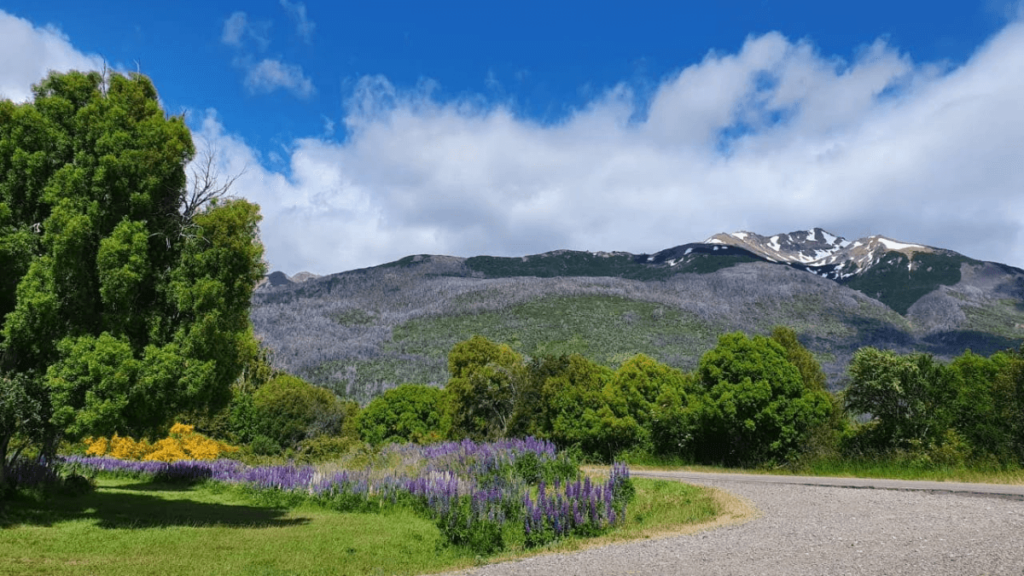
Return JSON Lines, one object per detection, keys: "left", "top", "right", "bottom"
{"left": 251, "top": 229, "right": 1024, "bottom": 402}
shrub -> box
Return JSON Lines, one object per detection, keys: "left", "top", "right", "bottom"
{"left": 250, "top": 374, "right": 351, "bottom": 450}
{"left": 689, "top": 332, "right": 833, "bottom": 465}
{"left": 357, "top": 383, "right": 446, "bottom": 446}
{"left": 83, "top": 423, "right": 238, "bottom": 462}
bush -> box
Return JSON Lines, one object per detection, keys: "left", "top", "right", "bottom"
{"left": 60, "top": 473, "right": 95, "bottom": 497}
{"left": 83, "top": 423, "right": 238, "bottom": 462}
{"left": 297, "top": 435, "right": 361, "bottom": 462}
{"left": 689, "top": 332, "right": 834, "bottom": 466}
{"left": 248, "top": 435, "right": 282, "bottom": 457}
{"left": 250, "top": 374, "right": 351, "bottom": 451}
{"left": 357, "top": 384, "right": 446, "bottom": 446}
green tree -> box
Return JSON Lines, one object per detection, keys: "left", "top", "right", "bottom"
{"left": 444, "top": 335, "right": 527, "bottom": 441}
{"left": 506, "top": 354, "right": 571, "bottom": 438}
{"left": 770, "top": 326, "right": 827, "bottom": 391}
{"left": 599, "top": 354, "right": 694, "bottom": 457}
{"left": 533, "top": 353, "right": 615, "bottom": 459}
{"left": 946, "top": 351, "right": 1008, "bottom": 458}
{"left": 250, "top": 374, "right": 349, "bottom": 451}
{"left": 692, "top": 332, "right": 832, "bottom": 465}
{"left": 0, "top": 70, "right": 265, "bottom": 486}
{"left": 844, "top": 348, "right": 954, "bottom": 451}
{"left": 770, "top": 326, "right": 845, "bottom": 457}
{"left": 358, "top": 383, "right": 446, "bottom": 445}
{"left": 993, "top": 345, "right": 1024, "bottom": 463}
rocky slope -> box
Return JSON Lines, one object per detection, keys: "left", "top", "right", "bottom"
{"left": 251, "top": 230, "right": 1024, "bottom": 401}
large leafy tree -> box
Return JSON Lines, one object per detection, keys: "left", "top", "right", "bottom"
{"left": 444, "top": 335, "right": 527, "bottom": 441}
{"left": 358, "top": 383, "right": 446, "bottom": 446}
{"left": 0, "top": 70, "right": 265, "bottom": 485}
{"left": 844, "top": 348, "right": 954, "bottom": 451}
{"left": 691, "top": 332, "right": 833, "bottom": 465}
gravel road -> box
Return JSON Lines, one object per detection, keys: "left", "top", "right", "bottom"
{"left": 446, "top": 471, "right": 1024, "bottom": 576}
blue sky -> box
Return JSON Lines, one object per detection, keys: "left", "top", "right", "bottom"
{"left": 2, "top": 1, "right": 1023, "bottom": 274}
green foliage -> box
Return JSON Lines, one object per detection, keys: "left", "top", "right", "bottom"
{"left": 841, "top": 344, "right": 1024, "bottom": 466}
{"left": 250, "top": 375, "right": 350, "bottom": 450}
{"left": 843, "top": 251, "right": 970, "bottom": 315}
{"left": 689, "top": 332, "right": 833, "bottom": 465}
{"left": 770, "top": 326, "right": 827, "bottom": 391}
{"left": 531, "top": 353, "right": 614, "bottom": 459}
{"left": 597, "top": 354, "right": 694, "bottom": 458}
{"left": 464, "top": 250, "right": 759, "bottom": 279}
{"left": 0, "top": 70, "right": 266, "bottom": 468}
{"left": 357, "top": 383, "right": 446, "bottom": 445}
{"left": 375, "top": 294, "right": 714, "bottom": 397}
{"left": 465, "top": 251, "right": 673, "bottom": 280}
{"left": 444, "top": 335, "right": 527, "bottom": 441}
{"left": 844, "top": 348, "right": 954, "bottom": 451}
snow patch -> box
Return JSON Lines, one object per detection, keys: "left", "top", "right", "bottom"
{"left": 877, "top": 237, "right": 923, "bottom": 251}
{"left": 768, "top": 235, "right": 781, "bottom": 252}
{"left": 684, "top": 248, "right": 693, "bottom": 256}
{"left": 732, "top": 232, "right": 749, "bottom": 240}
{"left": 707, "top": 238, "right": 724, "bottom": 244}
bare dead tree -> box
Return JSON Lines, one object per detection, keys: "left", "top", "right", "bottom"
{"left": 181, "top": 142, "right": 248, "bottom": 223}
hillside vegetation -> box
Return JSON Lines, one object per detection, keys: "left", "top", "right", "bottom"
{"left": 253, "top": 253, "right": 1024, "bottom": 401}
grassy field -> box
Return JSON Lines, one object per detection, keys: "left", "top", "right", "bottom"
{"left": 0, "top": 476, "right": 723, "bottom": 576}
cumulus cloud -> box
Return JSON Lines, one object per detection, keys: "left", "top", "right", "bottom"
{"left": 221, "top": 12, "right": 247, "bottom": 47}
{"left": 220, "top": 11, "right": 270, "bottom": 50}
{"left": 4, "top": 7, "right": 1023, "bottom": 275}
{"left": 197, "top": 21, "right": 1024, "bottom": 274}
{"left": 221, "top": 11, "right": 312, "bottom": 98}
{"left": 279, "top": 0, "right": 315, "bottom": 44}
{"left": 243, "top": 58, "right": 314, "bottom": 97}
{"left": 0, "top": 11, "right": 107, "bottom": 102}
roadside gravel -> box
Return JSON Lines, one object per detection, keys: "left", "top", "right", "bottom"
{"left": 446, "top": 473, "right": 1024, "bottom": 576}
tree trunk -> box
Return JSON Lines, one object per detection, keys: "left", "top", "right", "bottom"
{"left": 0, "top": 433, "right": 10, "bottom": 502}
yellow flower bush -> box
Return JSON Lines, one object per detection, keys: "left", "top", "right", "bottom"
{"left": 83, "top": 423, "right": 238, "bottom": 462}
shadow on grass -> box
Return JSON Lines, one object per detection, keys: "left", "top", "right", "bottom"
{"left": 1, "top": 483, "right": 310, "bottom": 530}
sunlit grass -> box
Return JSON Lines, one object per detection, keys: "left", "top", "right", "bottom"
{"left": 0, "top": 475, "right": 726, "bottom": 576}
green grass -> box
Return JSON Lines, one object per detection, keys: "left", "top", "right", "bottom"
{"left": 0, "top": 476, "right": 722, "bottom": 576}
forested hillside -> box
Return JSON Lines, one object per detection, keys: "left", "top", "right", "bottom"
{"left": 252, "top": 251, "right": 1024, "bottom": 403}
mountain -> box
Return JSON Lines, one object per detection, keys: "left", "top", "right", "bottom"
{"left": 251, "top": 229, "right": 1024, "bottom": 402}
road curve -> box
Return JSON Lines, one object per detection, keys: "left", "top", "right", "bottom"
{"left": 631, "top": 469, "right": 1024, "bottom": 499}
{"left": 447, "top": 470, "right": 1024, "bottom": 576}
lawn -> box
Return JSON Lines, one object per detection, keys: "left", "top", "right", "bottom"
{"left": 0, "top": 476, "right": 724, "bottom": 576}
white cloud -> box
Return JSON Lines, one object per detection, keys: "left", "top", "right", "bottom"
{"left": 203, "top": 20, "right": 1024, "bottom": 275}
{"left": 221, "top": 12, "right": 247, "bottom": 47}
{"left": 279, "top": 0, "right": 315, "bottom": 44}
{"left": 243, "top": 58, "right": 314, "bottom": 98}
{"left": 4, "top": 8, "right": 1023, "bottom": 275}
{"left": 0, "top": 11, "right": 107, "bottom": 102}
{"left": 220, "top": 11, "right": 270, "bottom": 50}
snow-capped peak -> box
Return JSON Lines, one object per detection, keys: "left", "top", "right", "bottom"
{"left": 700, "top": 228, "right": 938, "bottom": 280}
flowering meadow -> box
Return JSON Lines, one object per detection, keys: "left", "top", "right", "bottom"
{"left": 63, "top": 437, "right": 633, "bottom": 554}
